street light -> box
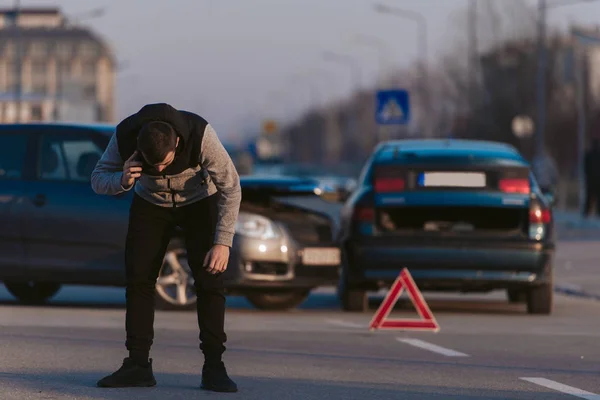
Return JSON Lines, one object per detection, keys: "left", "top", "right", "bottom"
{"left": 534, "top": 0, "right": 600, "bottom": 157}
{"left": 373, "top": 4, "right": 427, "bottom": 70}
{"left": 322, "top": 50, "right": 362, "bottom": 90}
{"left": 68, "top": 7, "right": 106, "bottom": 25}
{"left": 351, "top": 33, "right": 390, "bottom": 87}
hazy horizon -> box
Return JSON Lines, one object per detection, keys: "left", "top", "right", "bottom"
{"left": 4, "top": 0, "right": 600, "bottom": 143}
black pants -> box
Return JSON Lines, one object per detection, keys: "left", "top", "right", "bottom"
{"left": 124, "top": 193, "right": 226, "bottom": 363}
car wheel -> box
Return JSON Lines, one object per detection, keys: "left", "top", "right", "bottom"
{"left": 338, "top": 247, "right": 368, "bottom": 312}
{"left": 507, "top": 289, "right": 526, "bottom": 303}
{"left": 155, "top": 247, "right": 197, "bottom": 311}
{"left": 4, "top": 282, "right": 61, "bottom": 304}
{"left": 339, "top": 286, "right": 368, "bottom": 312}
{"left": 245, "top": 290, "right": 310, "bottom": 311}
{"left": 526, "top": 282, "right": 553, "bottom": 315}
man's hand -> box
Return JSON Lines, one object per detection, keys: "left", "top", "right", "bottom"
{"left": 121, "top": 151, "right": 143, "bottom": 189}
{"left": 204, "top": 244, "right": 230, "bottom": 274}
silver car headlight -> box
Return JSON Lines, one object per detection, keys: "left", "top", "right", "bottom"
{"left": 235, "top": 212, "right": 280, "bottom": 240}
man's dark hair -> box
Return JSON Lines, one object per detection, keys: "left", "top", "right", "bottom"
{"left": 137, "top": 121, "right": 177, "bottom": 164}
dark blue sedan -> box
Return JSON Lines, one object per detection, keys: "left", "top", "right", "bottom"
{"left": 0, "top": 123, "right": 340, "bottom": 311}
{"left": 337, "top": 139, "right": 555, "bottom": 314}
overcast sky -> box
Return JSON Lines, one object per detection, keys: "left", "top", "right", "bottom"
{"left": 6, "top": 0, "right": 600, "bottom": 142}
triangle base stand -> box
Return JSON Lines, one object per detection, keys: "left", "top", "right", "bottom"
{"left": 368, "top": 268, "right": 440, "bottom": 332}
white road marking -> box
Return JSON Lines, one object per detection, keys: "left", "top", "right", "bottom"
{"left": 397, "top": 338, "right": 469, "bottom": 357}
{"left": 521, "top": 378, "right": 600, "bottom": 399}
{"left": 324, "top": 318, "right": 366, "bottom": 329}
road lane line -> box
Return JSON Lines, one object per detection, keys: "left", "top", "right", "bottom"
{"left": 520, "top": 378, "right": 600, "bottom": 399}
{"left": 324, "top": 318, "right": 365, "bottom": 329}
{"left": 397, "top": 338, "right": 469, "bottom": 357}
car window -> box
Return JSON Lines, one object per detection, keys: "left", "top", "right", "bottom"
{"left": 39, "top": 134, "right": 104, "bottom": 182}
{"left": 0, "top": 133, "right": 28, "bottom": 180}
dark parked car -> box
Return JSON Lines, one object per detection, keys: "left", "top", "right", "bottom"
{"left": 337, "top": 139, "right": 555, "bottom": 314}
{"left": 0, "top": 123, "right": 340, "bottom": 311}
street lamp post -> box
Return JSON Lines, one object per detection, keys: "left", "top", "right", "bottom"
{"left": 351, "top": 33, "right": 390, "bottom": 87}
{"left": 372, "top": 4, "right": 427, "bottom": 74}
{"left": 373, "top": 3, "right": 429, "bottom": 137}
{"left": 322, "top": 50, "right": 362, "bottom": 91}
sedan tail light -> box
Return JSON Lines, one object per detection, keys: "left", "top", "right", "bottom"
{"left": 529, "top": 201, "right": 551, "bottom": 240}
{"left": 529, "top": 208, "right": 552, "bottom": 224}
{"left": 374, "top": 178, "right": 405, "bottom": 192}
{"left": 353, "top": 206, "right": 374, "bottom": 222}
{"left": 499, "top": 178, "right": 530, "bottom": 194}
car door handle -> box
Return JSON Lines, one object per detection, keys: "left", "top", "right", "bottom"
{"left": 32, "top": 194, "right": 46, "bottom": 207}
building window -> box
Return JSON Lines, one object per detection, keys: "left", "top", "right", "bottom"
{"left": 31, "top": 61, "right": 47, "bottom": 78}
{"left": 31, "top": 61, "right": 47, "bottom": 94}
{"left": 82, "top": 61, "right": 96, "bottom": 80}
{"left": 31, "top": 81, "right": 47, "bottom": 94}
{"left": 57, "top": 61, "right": 70, "bottom": 78}
{"left": 56, "top": 42, "right": 71, "bottom": 58}
{"left": 79, "top": 41, "right": 98, "bottom": 58}
{"left": 30, "top": 41, "right": 47, "bottom": 57}
{"left": 30, "top": 104, "right": 43, "bottom": 121}
{"left": 83, "top": 83, "right": 96, "bottom": 98}
{"left": 3, "top": 43, "right": 15, "bottom": 57}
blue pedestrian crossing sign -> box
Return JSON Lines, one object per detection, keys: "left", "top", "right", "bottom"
{"left": 376, "top": 89, "right": 410, "bottom": 125}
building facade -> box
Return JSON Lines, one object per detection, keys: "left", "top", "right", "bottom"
{"left": 0, "top": 7, "right": 115, "bottom": 123}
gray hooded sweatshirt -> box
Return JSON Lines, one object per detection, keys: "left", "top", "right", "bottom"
{"left": 90, "top": 104, "right": 241, "bottom": 247}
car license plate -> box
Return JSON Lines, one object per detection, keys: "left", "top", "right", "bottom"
{"left": 418, "top": 172, "right": 486, "bottom": 188}
{"left": 302, "top": 248, "right": 341, "bottom": 266}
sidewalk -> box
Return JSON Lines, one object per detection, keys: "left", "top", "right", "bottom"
{"left": 554, "top": 210, "right": 600, "bottom": 240}
{"left": 552, "top": 209, "right": 600, "bottom": 300}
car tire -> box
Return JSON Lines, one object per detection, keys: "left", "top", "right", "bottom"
{"left": 507, "top": 289, "right": 526, "bottom": 303}
{"left": 340, "top": 286, "right": 368, "bottom": 312}
{"left": 338, "top": 246, "right": 368, "bottom": 312}
{"left": 155, "top": 246, "right": 197, "bottom": 311}
{"left": 4, "top": 282, "right": 61, "bottom": 305}
{"left": 526, "top": 282, "right": 553, "bottom": 315}
{"left": 245, "top": 290, "right": 310, "bottom": 311}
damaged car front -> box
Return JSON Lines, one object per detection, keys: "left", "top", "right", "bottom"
{"left": 157, "top": 176, "right": 342, "bottom": 311}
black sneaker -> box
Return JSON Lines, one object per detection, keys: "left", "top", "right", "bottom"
{"left": 201, "top": 362, "right": 238, "bottom": 393}
{"left": 97, "top": 358, "right": 157, "bottom": 388}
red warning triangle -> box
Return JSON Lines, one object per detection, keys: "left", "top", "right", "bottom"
{"left": 369, "top": 268, "right": 439, "bottom": 332}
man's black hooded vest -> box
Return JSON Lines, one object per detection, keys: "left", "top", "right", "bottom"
{"left": 115, "top": 103, "right": 208, "bottom": 177}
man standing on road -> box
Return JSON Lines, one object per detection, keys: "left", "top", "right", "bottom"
{"left": 90, "top": 103, "right": 241, "bottom": 393}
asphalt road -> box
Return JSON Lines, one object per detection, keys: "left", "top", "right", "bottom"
{"left": 2, "top": 243, "right": 600, "bottom": 400}
{"left": 2, "top": 202, "right": 600, "bottom": 399}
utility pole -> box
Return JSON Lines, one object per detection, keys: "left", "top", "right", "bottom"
{"left": 467, "top": 0, "right": 478, "bottom": 112}
{"left": 14, "top": 0, "right": 22, "bottom": 123}
{"left": 535, "top": 0, "right": 548, "bottom": 157}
